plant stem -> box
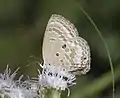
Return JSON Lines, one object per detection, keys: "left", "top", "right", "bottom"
{"left": 44, "top": 89, "right": 61, "bottom": 98}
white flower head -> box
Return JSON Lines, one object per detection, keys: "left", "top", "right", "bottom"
{"left": 0, "top": 65, "right": 19, "bottom": 92}
{"left": 0, "top": 65, "right": 41, "bottom": 98}
{"left": 6, "top": 76, "right": 41, "bottom": 98}
{"left": 38, "top": 64, "right": 76, "bottom": 91}
{"left": 19, "top": 79, "right": 41, "bottom": 98}
{"left": 3, "top": 83, "right": 39, "bottom": 98}
{"left": 0, "top": 65, "right": 19, "bottom": 97}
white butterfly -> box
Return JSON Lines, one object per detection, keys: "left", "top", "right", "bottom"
{"left": 42, "top": 14, "right": 90, "bottom": 75}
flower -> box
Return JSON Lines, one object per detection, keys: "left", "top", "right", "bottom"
{"left": 0, "top": 65, "right": 18, "bottom": 94}
{"left": 38, "top": 64, "right": 76, "bottom": 91}
{"left": 0, "top": 65, "right": 41, "bottom": 98}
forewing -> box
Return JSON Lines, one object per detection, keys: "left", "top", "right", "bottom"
{"left": 42, "top": 14, "right": 78, "bottom": 64}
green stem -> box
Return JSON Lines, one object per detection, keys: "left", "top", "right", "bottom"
{"left": 77, "top": 3, "right": 115, "bottom": 98}
{"left": 44, "top": 89, "right": 61, "bottom": 98}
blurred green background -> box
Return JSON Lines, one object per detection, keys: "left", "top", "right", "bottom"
{"left": 0, "top": 0, "right": 120, "bottom": 98}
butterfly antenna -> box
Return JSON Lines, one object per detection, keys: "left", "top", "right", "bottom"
{"left": 25, "top": 55, "right": 43, "bottom": 68}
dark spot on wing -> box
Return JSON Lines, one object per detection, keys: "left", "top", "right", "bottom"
{"left": 62, "top": 68, "right": 66, "bottom": 71}
{"left": 62, "top": 44, "right": 66, "bottom": 49}
{"left": 56, "top": 52, "right": 59, "bottom": 56}
{"left": 60, "top": 59, "right": 63, "bottom": 62}
{"left": 50, "top": 38, "right": 56, "bottom": 41}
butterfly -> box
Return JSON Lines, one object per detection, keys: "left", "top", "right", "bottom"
{"left": 42, "top": 14, "right": 90, "bottom": 75}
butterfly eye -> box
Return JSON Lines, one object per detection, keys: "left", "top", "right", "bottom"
{"left": 62, "top": 44, "right": 66, "bottom": 49}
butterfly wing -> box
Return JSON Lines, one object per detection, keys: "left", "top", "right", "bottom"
{"left": 64, "top": 37, "right": 91, "bottom": 74}
{"left": 42, "top": 14, "right": 90, "bottom": 74}
{"left": 42, "top": 14, "right": 78, "bottom": 65}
